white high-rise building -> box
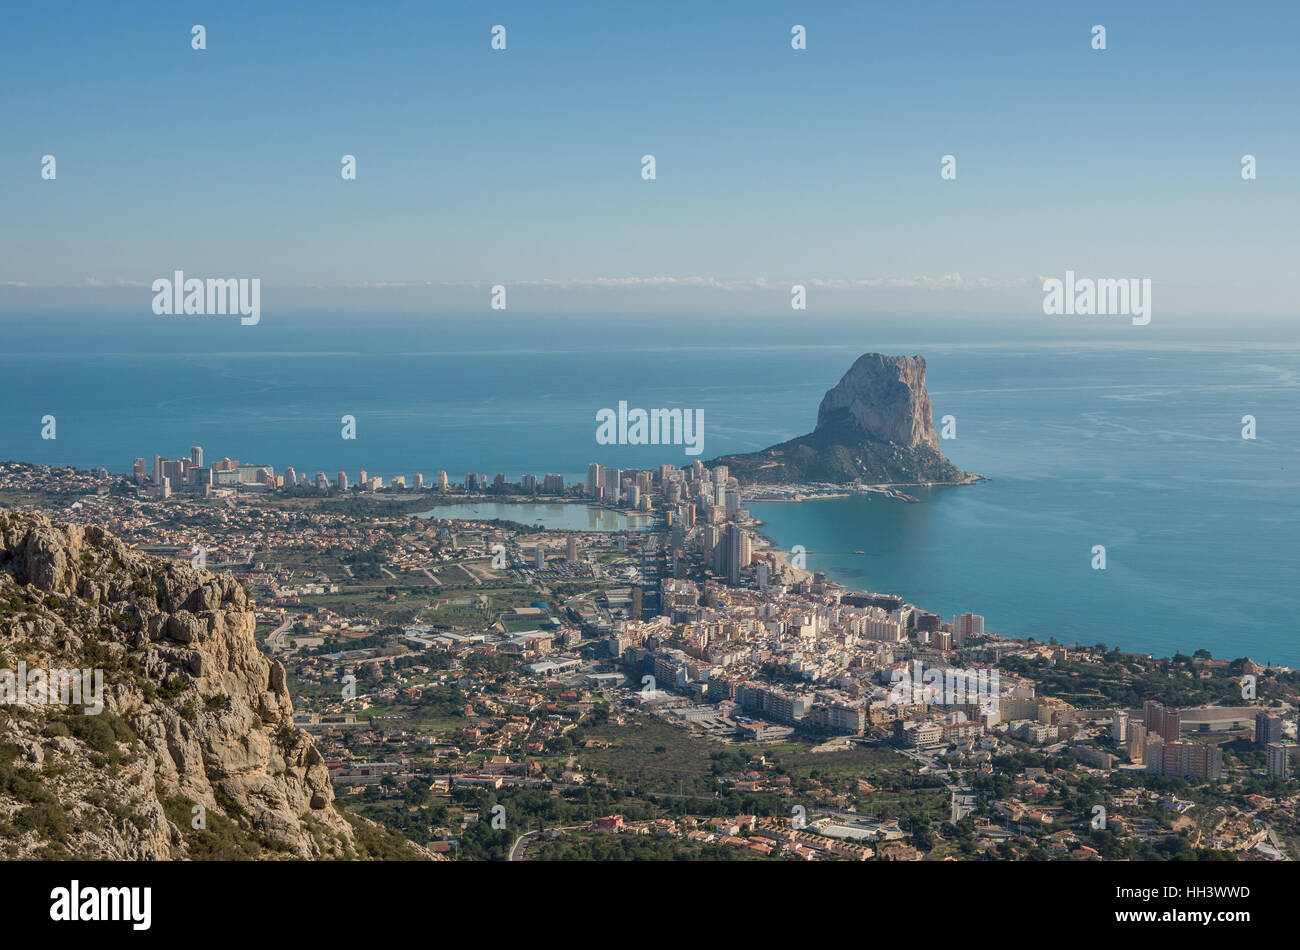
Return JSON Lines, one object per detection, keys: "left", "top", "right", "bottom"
{"left": 726, "top": 523, "right": 744, "bottom": 586}
{"left": 1112, "top": 709, "right": 1128, "bottom": 744}
{"left": 862, "top": 620, "right": 904, "bottom": 642}
{"left": 1266, "top": 742, "right": 1289, "bottom": 778}
{"left": 725, "top": 490, "right": 740, "bottom": 518}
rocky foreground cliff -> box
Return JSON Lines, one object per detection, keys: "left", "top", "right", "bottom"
{"left": 712, "top": 353, "right": 980, "bottom": 486}
{"left": 0, "top": 509, "right": 432, "bottom": 860}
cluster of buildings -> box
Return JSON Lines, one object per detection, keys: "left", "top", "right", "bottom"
{"left": 128, "top": 444, "right": 587, "bottom": 501}
{"left": 128, "top": 445, "right": 716, "bottom": 509}
{"left": 130, "top": 446, "right": 298, "bottom": 498}
{"left": 607, "top": 566, "right": 1017, "bottom": 748}
{"left": 1254, "top": 710, "right": 1299, "bottom": 778}
{"left": 8, "top": 452, "right": 1300, "bottom": 861}
{"left": 1107, "top": 701, "right": 1224, "bottom": 780}
{"left": 582, "top": 462, "right": 660, "bottom": 513}
{"left": 588, "top": 813, "right": 898, "bottom": 860}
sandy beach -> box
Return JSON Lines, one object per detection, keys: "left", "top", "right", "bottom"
{"left": 761, "top": 541, "right": 815, "bottom": 586}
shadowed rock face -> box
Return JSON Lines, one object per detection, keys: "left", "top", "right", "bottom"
{"left": 710, "top": 353, "right": 977, "bottom": 485}
{"left": 816, "top": 354, "right": 941, "bottom": 451}
{"left": 0, "top": 510, "right": 438, "bottom": 860}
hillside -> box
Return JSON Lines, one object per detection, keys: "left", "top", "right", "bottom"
{"left": 0, "top": 509, "right": 433, "bottom": 860}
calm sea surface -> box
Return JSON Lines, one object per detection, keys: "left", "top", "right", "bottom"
{"left": 2, "top": 314, "right": 1296, "bottom": 663}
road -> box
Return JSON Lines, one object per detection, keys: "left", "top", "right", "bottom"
{"left": 508, "top": 824, "right": 586, "bottom": 861}
{"left": 265, "top": 616, "right": 295, "bottom": 654}
{"left": 897, "top": 745, "right": 975, "bottom": 823}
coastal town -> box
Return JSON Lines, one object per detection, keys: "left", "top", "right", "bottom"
{"left": 2, "top": 453, "right": 1298, "bottom": 861}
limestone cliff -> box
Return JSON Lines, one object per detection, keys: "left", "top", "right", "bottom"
{"left": 0, "top": 509, "right": 431, "bottom": 860}
{"left": 712, "top": 353, "right": 978, "bottom": 485}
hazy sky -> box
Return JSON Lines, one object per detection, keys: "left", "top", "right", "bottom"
{"left": 2, "top": 1, "right": 1296, "bottom": 320}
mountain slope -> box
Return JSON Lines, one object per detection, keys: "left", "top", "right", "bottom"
{"left": 0, "top": 509, "right": 432, "bottom": 860}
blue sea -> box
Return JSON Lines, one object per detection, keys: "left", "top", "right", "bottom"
{"left": 2, "top": 313, "right": 1297, "bottom": 664}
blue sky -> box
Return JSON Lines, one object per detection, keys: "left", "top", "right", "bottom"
{"left": 1, "top": 1, "right": 1296, "bottom": 320}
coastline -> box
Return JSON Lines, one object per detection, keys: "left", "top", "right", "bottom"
{"left": 741, "top": 475, "right": 986, "bottom": 506}
{"left": 760, "top": 541, "right": 815, "bottom": 586}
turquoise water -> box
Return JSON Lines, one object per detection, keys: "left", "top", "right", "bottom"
{"left": 1, "top": 315, "right": 1296, "bottom": 662}
{"left": 416, "top": 502, "right": 650, "bottom": 532}
{"left": 749, "top": 347, "right": 1300, "bottom": 665}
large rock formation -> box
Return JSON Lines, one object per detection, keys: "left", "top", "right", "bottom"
{"left": 712, "top": 353, "right": 979, "bottom": 485}
{"left": 0, "top": 510, "right": 433, "bottom": 860}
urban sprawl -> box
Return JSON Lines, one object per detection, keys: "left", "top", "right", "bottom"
{"left": 2, "top": 449, "right": 1298, "bottom": 861}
